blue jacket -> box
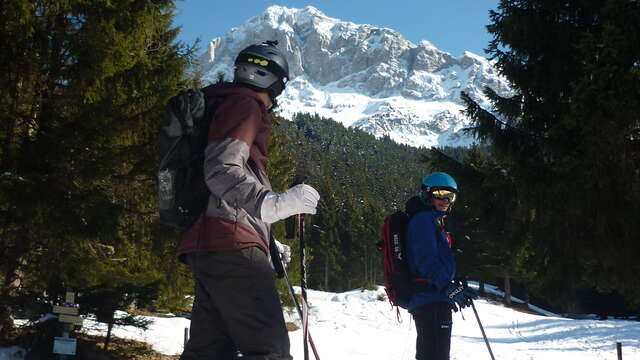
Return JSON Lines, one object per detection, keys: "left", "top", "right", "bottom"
{"left": 406, "top": 209, "right": 456, "bottom": 311}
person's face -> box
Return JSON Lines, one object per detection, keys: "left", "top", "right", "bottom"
{"left": 430, "top": 197, "right": 451, "bottom": 212}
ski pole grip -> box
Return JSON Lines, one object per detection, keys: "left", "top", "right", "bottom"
{"left": 285, "top": 174, "right": 309, "bottom": 238}
{"left": 291, "top": 174, "right": 308, "bottom": 186}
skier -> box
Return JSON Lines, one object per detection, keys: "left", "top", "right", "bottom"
{"left": 177, "top": 41, "right": 320, "bottom": 360}
{"left": 405, "top": 172, "right": 477, "bottom": 360}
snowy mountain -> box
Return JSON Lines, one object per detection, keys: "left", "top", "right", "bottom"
{"left": 197, "top": 6, "right": 513, "bottom": 148}
{"left": 10, "top": 284, "right": 639, "bottom": 359}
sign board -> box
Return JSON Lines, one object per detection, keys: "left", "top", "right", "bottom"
{"left": 65, "top": 291, "right": 75, "bottom": 303}
{"left": 53, "top": 305, "right": 79, "bottom": 315}
{"left": 58, "top": 314, "right": 83, "bottom": 325}
{"left": 53, "top": 337, "right": 77, "bottom": 355}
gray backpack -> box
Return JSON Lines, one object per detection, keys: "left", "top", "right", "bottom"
{"left": 157, "top": 89, "right": 221, "bottom": 229}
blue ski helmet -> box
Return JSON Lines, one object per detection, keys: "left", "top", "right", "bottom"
{"left": 421, "top": 172, "right": 459, "bottom": 193}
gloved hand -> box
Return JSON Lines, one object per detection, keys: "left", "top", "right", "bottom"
{"left": 274, "top": 238, "right": 291, "bottom": 265}
{"left": 463, "top": 286, "right": 479, "bottom": 302}
{"left": 260, "top": 184, "right": 320, "bottom": 224}
{"left": 446, "top": 282, "right": 478, "bottom": 311}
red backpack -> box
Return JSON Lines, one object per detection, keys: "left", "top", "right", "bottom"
{"left": 377, "top": 211, "right": 427, "bottom": 310}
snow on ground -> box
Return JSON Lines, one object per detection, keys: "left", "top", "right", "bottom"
{"left": 6, "top": 284, "right": 640, "bottom": 359}
{"left": 80, "top": 313, "right": 192, "bottom": 355}
{"left": 0, "top": 346, "right": 26, "bottom": 360}
{"left": 284, "top": 286, "right": 640, "bottom": 360}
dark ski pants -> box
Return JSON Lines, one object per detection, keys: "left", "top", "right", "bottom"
{"left": 412, "top": 302, "right": 453, "bottom": 360}
{"left": 180, "top": 248, "right": 292, "bottom": 360}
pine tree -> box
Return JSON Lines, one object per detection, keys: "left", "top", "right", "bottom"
{"left": 0, "top": 0, "right": 192, "bottom": 339}
{"left": 267, "top": 114, "right": 299, "bottom": 304}
{"left": 424, "top": 146, "right": 534, "bottom": 303}
{"left": 274, "top": 112, "right": 426, "bottom": 292}
{"left": 462, "top": 0, "right": 640, "bottom": 309}
{"left": 311, "top": 178, "right": 343, "bottom": 291}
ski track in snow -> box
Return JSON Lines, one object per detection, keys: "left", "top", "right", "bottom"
{"left": 8, "top": 285, "right": 640, "bottom": 360}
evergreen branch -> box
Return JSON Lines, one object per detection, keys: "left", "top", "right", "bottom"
{"left": 461, "top": 91, "right": 515, "bottom": 136}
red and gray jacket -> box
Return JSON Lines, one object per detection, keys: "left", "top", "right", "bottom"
{"left": 177, "top": 83, "right": 273, "bottom": 262}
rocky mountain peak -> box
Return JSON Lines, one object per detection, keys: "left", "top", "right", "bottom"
{"left": 197, "top": 6, "right": 511, "bottom": 148}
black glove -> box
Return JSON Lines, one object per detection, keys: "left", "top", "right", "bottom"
{"left": 269, "top": 237, "right": 286, "bottom": 278}
{"left": 446, "top": 282, "right": 478, "bottom": 311}
{"left": 463, "top": 285, "right": 479, "bottom": 304}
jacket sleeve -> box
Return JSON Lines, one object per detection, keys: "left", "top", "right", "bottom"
{"left": 406, "top": 212, "right": 450, "bottom": 290}
{"left": 203, "top": 95, "right": 270, "bottom": 218}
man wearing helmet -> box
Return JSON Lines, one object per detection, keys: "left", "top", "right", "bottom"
{"left": 178, "top": 41, "right": 319, "bottom": 360}
{"left": 404, "top": 172, "right": 477, "bottom": 360}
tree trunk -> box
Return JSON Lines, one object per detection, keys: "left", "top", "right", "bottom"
{"left": 0, "top": 254, "right": 27, "bottom": 342}
{"left": 503, "top": 273, "right": 512, "bottom": 306}
{"left": 324, "top": 257, "right": 329, "bottom": 290}
{"left": 372, "top": 254, "right": 378, "bottom": 286}
{"left": 0, "top": 305, "right": 17, "bottom": 343}
{"left": 104, "top": 320, "right": 114, "bottom": 351}
{"left": 363, "top": 246, "right": 368, "bottom": 285}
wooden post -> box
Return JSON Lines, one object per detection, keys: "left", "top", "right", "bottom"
{"left": 64, "top": 289, "right": 75, "bottom": 304}
{"left": 53, "top": 288, "right": 81, "bottom": 359}
{"left": 104, "top": 321, "right": 113, "bottom": 351}
{"left": 617, "top": 342, "right": 622, "bottom": 360}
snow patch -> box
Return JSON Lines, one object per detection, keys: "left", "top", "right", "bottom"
{"left": 0, "top": 347, "right": 26, "bottom": 360}
{"left": 9, "top": 285, "right": 640, "bottom": 359}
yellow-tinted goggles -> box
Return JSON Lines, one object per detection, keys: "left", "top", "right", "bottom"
{"left": 430, "top": 189, "right": 457, "bottom": 203}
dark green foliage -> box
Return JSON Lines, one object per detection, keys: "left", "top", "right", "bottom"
{"left": 0, "top": 0, "right": 194, "bottom": 338}
{"left": 462, "top": 0, "right": 640, "bottom": 310}
{"left": 2, "top": 0, "right": 637, "bottom": 329}
{"left": 79, "top": 283, "right": 156, "bottom": 350}
{"left": 425, "top": 146, "right": 540, "bottom": 304}
{"left": 275, "top": 113, "right": 429, "bottom": 292}
{"left": 266, "top": 114, "right": 299, "bottom": 304}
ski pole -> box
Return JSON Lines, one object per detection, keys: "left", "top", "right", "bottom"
{"left": 299, "top": 212, "right": 309, "bottom": 360}
{"left": 281, "top": 257, "right": 320, "bottom": 360}
{"left": 287, "top": 174, "right": 311, "bottom": 360}
{"left": 471, "top": 300, "right": 495, "bottom": 360}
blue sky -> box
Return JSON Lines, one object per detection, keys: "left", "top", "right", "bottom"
{"left": 172, "top": 0, "right": 500, "bottom": 57}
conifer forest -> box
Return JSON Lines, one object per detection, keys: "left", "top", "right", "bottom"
{"left": 1, "top": 0, "right": 639, "bottom": 343}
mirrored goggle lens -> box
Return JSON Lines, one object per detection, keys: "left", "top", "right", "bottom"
{"left": 431, "top": 189, "right": 457, "bottom": 202}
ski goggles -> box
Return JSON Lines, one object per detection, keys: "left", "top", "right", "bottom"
{"left": 429, "top": 189, "right": 457, "bottom": 203}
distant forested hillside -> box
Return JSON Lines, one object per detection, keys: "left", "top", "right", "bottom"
{"left": 272, "top": 113, "right": 429, "bottom": 291}
{"left": 277, "top": 113, "right": 428, "bottom": 212}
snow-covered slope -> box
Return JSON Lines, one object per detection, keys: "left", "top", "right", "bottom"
{"left": 198, "top": 6, "right": 512, "bottom": 148}
{"left": 20, "top": 284, "right": 636, "bottom": 360}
